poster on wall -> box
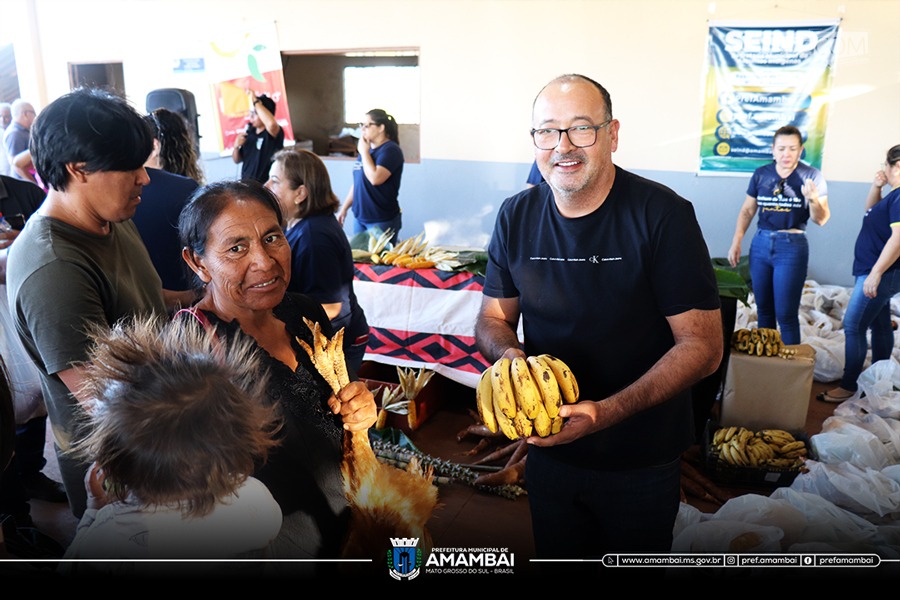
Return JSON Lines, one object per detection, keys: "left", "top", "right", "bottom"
{"left": 699, "top": 20, "right": 840, "bottom": 174}
{"left": 205, "top": 21, "right": 294, "bottom": 155}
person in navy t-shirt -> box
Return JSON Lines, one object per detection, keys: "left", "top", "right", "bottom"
{"left": 727, "top": 125, "right": 830, "bottom": 345}
{"left": 267, "top": 148, "right": 369, "bottom": 376}
{"left": 337, "top": 109, "right": 404, "bottom": 244}
{"left": 525, "top": 160, "right": 544, "bottom": 188}
{"left": 820, "top": 145, "right": 900, "bottom": 403}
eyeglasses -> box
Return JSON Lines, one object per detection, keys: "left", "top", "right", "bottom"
{"left": 359, "top": 122, "right": 376, "bottom": 129}
{"left": 530, "top": 120, "right": 612, "bottom": 150}
{"left": 773, "top": 178, "right": 787, "bottom": 198}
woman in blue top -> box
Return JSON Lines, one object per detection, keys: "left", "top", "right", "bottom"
{"left": 819, "top": 145, "right": 900, "bottom": 403}
{"left": 266, "top": 148, "right": 370, "bottom": 376}
{"left": 727, "top": 125, "right": 830, "bottom": 345}
{"left": 337, "top": 109, "right": 404, "bottom": 244}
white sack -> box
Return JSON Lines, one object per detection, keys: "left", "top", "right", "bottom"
{"left": 788, "top": 460, "right": 900, "bottom": 517}
{"left": 811, "top": 421, "right": 893, "bottom": 469}
{"left": 671, "top": 519, "right": 783, "bottom": 554}
{"left": 710, "top": 493, "right": 807, "bottom": 550}
{"left": 769, "top": 487, "right": 879, "bottom": 545}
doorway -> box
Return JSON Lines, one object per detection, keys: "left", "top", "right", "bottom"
{"left": 280, "top": 49, "right": 420, "bottom": 162}
{"left": 68, "top": 62, "right": 125, "bottom": 95}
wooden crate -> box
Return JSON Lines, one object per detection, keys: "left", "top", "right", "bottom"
{"left": 358, "top": 362, "right": 448, "bottom": 433}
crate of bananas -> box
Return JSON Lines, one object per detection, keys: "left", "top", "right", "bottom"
{"left": 703, "top": 421, "right": 812, "bottom": 487}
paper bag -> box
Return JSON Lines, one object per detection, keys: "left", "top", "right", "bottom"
{"left": 721, "top": 344, "right": 815, "bottom": 432}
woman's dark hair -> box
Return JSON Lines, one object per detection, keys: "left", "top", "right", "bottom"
{"left": 887, "top": 145, "right": 900, "bottom": 167}
{"left": 271, "top": 148, "right": 340, "bottom": 219}
{"left": 178, "top": 179, "right": 283, "bottom": 291}
{"left": 368, "top": 109, "right": 399, "bottom": 144}
{"left": 145, "top": 108, "right": 205, "bottom": 184}
{"left": 69, "top": 315, "right": 281, "bottom": 518}
{"left": 773, "top": 125, "right": 804, "bottom": 146}
{"left": 30, "top": 87, "right": 153, "bottom": 192}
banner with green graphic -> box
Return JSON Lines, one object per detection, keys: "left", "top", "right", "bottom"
{"left": 699, "top": 20, "right": 840, "bottom": 174}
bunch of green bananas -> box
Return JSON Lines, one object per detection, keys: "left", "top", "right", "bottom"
{"left": 711, "top": 426, "right": 807, "bottom": 469}
{"left": 476, "top": 354, "right": 579, "bottom": 440}
{"left": 731, "top": 327, "right": 797, "bottom": 358}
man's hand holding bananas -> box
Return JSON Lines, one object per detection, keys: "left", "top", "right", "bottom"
{"left": 477, "top": 354, "right": 578, "bottom": 441}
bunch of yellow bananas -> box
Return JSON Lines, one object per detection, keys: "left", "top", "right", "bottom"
{"left": 476, "top": 354, "right": 579, "bottom": 440}
{"left": 711, "top": 426, "right": 807, "bottom": 469}
{"left": 730, "top": 327, "right": 797, "bottom": 358}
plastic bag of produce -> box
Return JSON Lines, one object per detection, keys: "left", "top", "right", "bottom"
{"left": 671, "top": 519, "right": 783, "bottom": 553}
{"left": 821, "top": 413, "right": 900, "bottom": 463}
{"left": 811, "top": 421, "right": 893, "bottom": 469}
{"left": 672, "top": 501, "right": 705, "bottom": 541}
{"left": 711, "top": 494, "right": 806, "bottom": 550}
{"left": 769, "top": 487, "right": 879, "bottom": 544}
{"left": 802, "top": 330, "right": 844, "bottom": 383}
{"left": 849, "top": 360, "right": 900, "bottom": 420}
{"left": 788, "top": 460, "right": 900, "bottom": 517}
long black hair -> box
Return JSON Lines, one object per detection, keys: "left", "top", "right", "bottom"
{"left": 887, "top": 144, "right": 900, "bottom": 167}
{"left": 367, "top": 109, "right": 399, "bottom": 144}
{"left": 31, "top": 87, "right": 153, "bottom": 192}
{"left": 146, "top": 108, "right": 205, "bottom": 184}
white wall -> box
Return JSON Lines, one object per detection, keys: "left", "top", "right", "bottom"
{"left": 2, "top": 0, "right": 899, "bottom": 285}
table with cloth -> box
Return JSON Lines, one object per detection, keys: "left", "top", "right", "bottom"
{"left": 353, "top": 263, "right": 520, "bottom": 389}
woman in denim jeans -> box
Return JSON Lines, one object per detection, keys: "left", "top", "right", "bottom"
{"left": 820, "top": 145, "right": 900, "bottom": 403}
{"left": 727, "top": 125, "right": 830, "bottom": 345}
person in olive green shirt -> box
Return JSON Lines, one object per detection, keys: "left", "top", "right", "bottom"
{"left": 7, "top": 88, "right": 168, "bottom": 518}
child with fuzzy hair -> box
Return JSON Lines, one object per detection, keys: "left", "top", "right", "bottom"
{"left": 60, "top": 316, "right": 283, "bottom": 573}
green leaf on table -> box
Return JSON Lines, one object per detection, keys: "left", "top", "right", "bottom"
{"left": 453, "top": 250, "right": 488, "bottom": 277}
{"left": 349, "top": 231, "right": 372, "bottom": 251}
{"left": 712, "top": 257, "right": 752, "bottom": 307}
{"left": 712, "top": 256, "right": 751, "bottom": 286}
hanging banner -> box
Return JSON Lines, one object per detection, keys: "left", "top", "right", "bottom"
{"left": 205, "top": 21, "right": 295, "bottom": 155}
{"left": 699, "top": 20, "right": 840, "bottom": 174}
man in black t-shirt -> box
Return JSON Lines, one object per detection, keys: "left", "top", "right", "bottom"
{"left": 476, "top": 74, "right": 722, "bottom": 565}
